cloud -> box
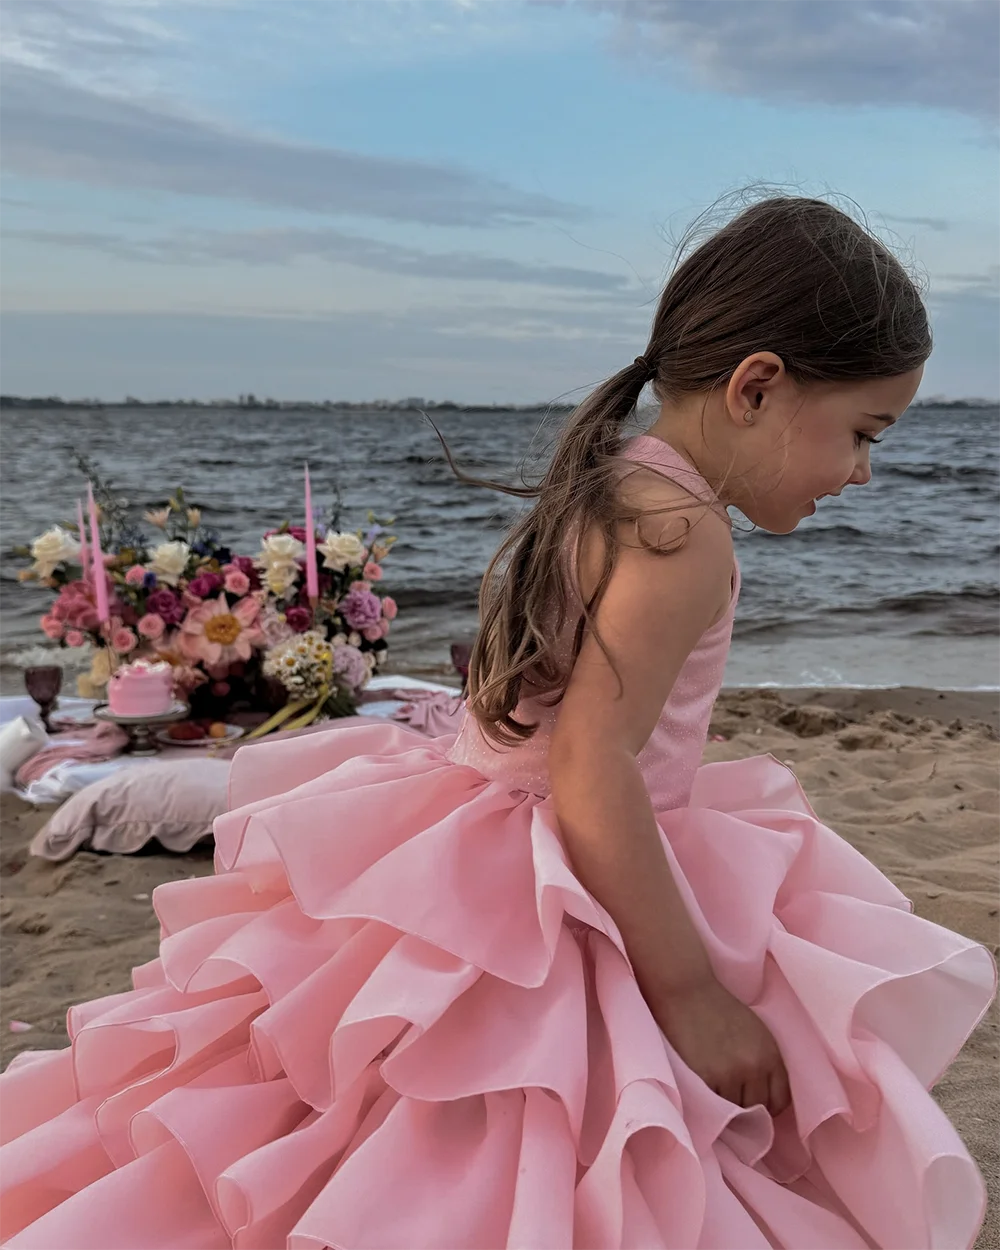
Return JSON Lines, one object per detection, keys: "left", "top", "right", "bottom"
{"left": 5, "top": 225, "right": 631, "bottom": 292}
{"left": 589, "top": 0, "right": 999, "bottom": 120}
{"left": 882, "top": 213, "right": 951, "bottom": 233}
{"left": 930, "top": 267, "right": 1000, "bottom": 295}
{"left": 0, "top": 61, "right": 584, "bottom": 228}
{"left": 0, "top": 307, "right": 652, "bottom": 404}
{"left": 3, "top": 288, "right": 995, "bottom": 404}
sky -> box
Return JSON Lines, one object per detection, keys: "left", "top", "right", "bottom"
{"left": 1, "top": 0, "right": 997, "bottom": 404}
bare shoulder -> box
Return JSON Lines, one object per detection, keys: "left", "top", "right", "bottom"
{"left": 578, "top": 463, "right": 733, "bottom": 612}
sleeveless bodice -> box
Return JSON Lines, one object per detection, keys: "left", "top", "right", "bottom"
{"left": 447, "top": 435, "right": 739, "bottom": 809}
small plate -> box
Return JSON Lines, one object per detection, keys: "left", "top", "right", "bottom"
{"left": 154, "top": 723, "right": 245, "bottom": 748}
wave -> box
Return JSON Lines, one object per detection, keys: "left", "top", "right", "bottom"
{"left": 391, "top": 582, "right": 482, "bottom": 611}
{"left": 881, "top": 463, "right": 999, "bottom": 484}
{"left": 741, "top": 523, "right": 869, "bottom": 543}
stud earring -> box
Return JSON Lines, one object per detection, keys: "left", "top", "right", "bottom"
{"left": 743, "top": 411, "right": 755, "bottom": 424}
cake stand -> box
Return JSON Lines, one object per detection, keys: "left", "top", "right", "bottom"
{"left": 93, "top": 701, "right": 189, "bottom": 756}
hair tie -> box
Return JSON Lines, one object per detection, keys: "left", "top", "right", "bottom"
{"left": 633, "top": 354, "right": 655, "bottom": 379}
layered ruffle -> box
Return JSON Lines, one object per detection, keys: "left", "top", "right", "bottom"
{"left": 1, "top": 723, "right": 994, "bottom": 1248}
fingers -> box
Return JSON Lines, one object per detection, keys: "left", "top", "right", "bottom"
{"left": 767, "top": 1062, "right": 792, "bottom": 1117}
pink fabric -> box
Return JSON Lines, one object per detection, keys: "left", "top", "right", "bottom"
{"left": 1, "top": 439, "right": 995, "bottom": 1249}
{"left": 15, "top": 723, "right": 129, "bottom": 787}
{"left": 448, "top": 435, "right": 737, "bottom": 808}
{"left": 385, "top": 688, "right": 465, "bottom": 738}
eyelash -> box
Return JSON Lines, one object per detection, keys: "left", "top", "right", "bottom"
{"left": 856, "top": 433, "right": 883, "bottom": 447}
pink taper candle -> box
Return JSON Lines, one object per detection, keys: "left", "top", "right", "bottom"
{"left": 76, "top": 498, "right": 90, "bottom": 583}
{"left": 87, "top": 483, "right": 111, "bottom": 625}
{"left": 304, "top": 463, "right": 319, "bottom": 602}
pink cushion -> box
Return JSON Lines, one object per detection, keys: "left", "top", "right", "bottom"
{"left": 30, "top": 759, "right": 230, "bottom": 861}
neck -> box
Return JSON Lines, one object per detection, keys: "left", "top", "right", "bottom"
{"left": 644, "top": 397, "right": 742, "bottom": 507}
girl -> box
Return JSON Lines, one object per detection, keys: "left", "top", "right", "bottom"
{"left": 2, "top": 196, "right": 995, "bottom": 1250}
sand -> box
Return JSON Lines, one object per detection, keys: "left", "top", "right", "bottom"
{"left": 2, "top": 686, "right": 997, "bottom": 1243}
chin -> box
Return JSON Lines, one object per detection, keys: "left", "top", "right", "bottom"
{"left": 745, "top": 511, "right": 801, "bottom": 535}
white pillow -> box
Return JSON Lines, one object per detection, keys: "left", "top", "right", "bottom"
{"left": 0, "top": 716, "right": 48, "bottom": 791}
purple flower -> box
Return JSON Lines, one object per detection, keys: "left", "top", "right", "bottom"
{"left": 340, "top": 586, "right": 382, "bottom": 630}
{"left": 143, "top": 571, "right": 158, "bottom": 590}
{"left": 284, "top": 605, "right": 312, "bottom": 633}
{"left": 332, "top": 643, "right": 368, "bottom": 693}
{"left": 188, "top": 572, "right": 223, "bottom": 599}
{"left": 145, "top": 587, "right": 186, "bottom": 625}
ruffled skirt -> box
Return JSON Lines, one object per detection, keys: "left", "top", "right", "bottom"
{"left": 1, "top": 722, "right": 994, "bottom": 1249}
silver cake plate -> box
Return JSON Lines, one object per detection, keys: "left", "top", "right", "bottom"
{"left": 93, "top": 701, "right": 189, "bottom": 756}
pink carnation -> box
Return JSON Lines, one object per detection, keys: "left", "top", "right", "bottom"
{"left": 223, "top": 569, "right": 250, "bottom": 595}
{"left": 381, "top": 595, "right": 398, "bottom": 621}
{"left": 51, "top": 580, "right": 101, "bottom": 631}
{"left": 112, "top": 627, "right": 138, "bottom": 653}
{"left": 177, "top": 594, "right": 263, "bottom": 667}
{"left": 40, "top": 614, "right": 64, "bottom": 640}
{"left": 124, "top": 565, "right": 147, "bottom": 586}
{"left": 363, "top": 562, "right": 383, "bottom": 582}
{"left": 64, "top": 629, "right": 86, "bottom": 648}
{"left": 137, "top": 613, "right": 166, "bottom": 640}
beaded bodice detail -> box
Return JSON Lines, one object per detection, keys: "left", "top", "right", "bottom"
{"left": 447, "top": 435, "right": 739, "bottom": 809}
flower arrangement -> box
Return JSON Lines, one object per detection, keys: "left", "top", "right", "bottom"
{"left": 15, "top": 458, "right": 398, "bottom": 721}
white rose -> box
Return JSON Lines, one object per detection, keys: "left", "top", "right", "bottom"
{"left": 259, "top": 533, "right": 305, "bottom": 564}
{"left": 256, "top": 533, "right": 305, "bottom": 598}
{"left": 147, "top": 540, "right": 191, "bottom": 586}
{"left": 318, "top": 530, "right": 366, "bottom": 572}
{"left": 30, "top": 526, "right": 81, "bottom": 579}
{"left": 263, "top": 563, "right": 300, "bottom": 597}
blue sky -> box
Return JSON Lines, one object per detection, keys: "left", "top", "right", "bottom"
{"left": 1, "top": 0, "right": 997, "bottom": 403}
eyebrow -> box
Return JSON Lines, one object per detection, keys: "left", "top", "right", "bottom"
{"left": 863, "top": 412, "right": 898, "bottom": 424}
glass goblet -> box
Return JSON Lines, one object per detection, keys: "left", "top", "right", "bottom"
{"left": 24, "top": 665, "right": 63, "bottom": 732}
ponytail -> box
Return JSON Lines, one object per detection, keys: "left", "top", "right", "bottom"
{"left": 433, "top": 355, "right": 655, "bottom": 748}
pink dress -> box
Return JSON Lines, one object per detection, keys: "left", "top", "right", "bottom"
{"left": 1, "top": 437, "right": 994, "bottom": 1250}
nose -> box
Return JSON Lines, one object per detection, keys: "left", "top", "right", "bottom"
{"left": 849, "top": 458, "right": 872, "bottom": 488}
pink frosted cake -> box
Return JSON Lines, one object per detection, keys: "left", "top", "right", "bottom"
{"left": 107, "top": 660, "right": 175, "bottom": 717}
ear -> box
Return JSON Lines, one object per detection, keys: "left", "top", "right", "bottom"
{"left": 723, "top": 352, "right": 786, "bottom": 424}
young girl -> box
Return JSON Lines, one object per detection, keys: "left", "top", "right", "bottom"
{"left": 2, "top": 197, "right": 995, "bottom": 1250}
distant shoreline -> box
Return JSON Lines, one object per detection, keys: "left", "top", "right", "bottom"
{"left": 0, "top": 396, "right": 576, "bottom": 414}
{"left": 1, "top": 396, "right": 996, "bottom": 414}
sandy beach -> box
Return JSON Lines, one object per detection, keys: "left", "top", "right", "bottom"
{"left": 2, "top": 685, "right": 997, "bottom": 1244}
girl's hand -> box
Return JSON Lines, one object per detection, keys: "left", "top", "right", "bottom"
{"left": 657, "top": 977, "right": 792, "bottom": 1116}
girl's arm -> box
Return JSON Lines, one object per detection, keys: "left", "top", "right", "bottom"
{"left": 549, "top": 486, "right": 790, "bottom": 1113}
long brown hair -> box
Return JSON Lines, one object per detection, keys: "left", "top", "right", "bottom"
{"left": 443, "top": 194, "right": 931, "bottom": 747}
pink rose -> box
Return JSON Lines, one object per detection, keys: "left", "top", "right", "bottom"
{"left": 363, "top": 562, "right": 383, "bottom": 582}
{"left": 125, "top": 565, "right": 146, "bottom": 586}
{"left": 350, "top": 580, "right": 368, "bottom": 592}
{"left": 362, "top": 624, "right": 382, "bottom": 642}
{"left": 137, "top": 612, "right": 166, "bottom": 640}
{"left": 64, "top": 629, "right": 86, "bottom": 647}
{"left": 40, "top": 614, "right": 64, "bottom": 640}
{"left": 379, "top": 617, "right": 391, "bottom": 638}
{"left": 112, "top": 626, "right": 138, "bottom": 653}
{"left": 381, "top": 595, "right": 398, "bottom": 621}
{"left": 211, "top": 681, "right": 231, "bottom": 697}
{"left": 224, "top": 569, "right": 250, "bottom": 596}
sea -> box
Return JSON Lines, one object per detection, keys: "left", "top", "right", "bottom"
{"left": 1, "top": 403, "right": 997, "bottom": 693}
